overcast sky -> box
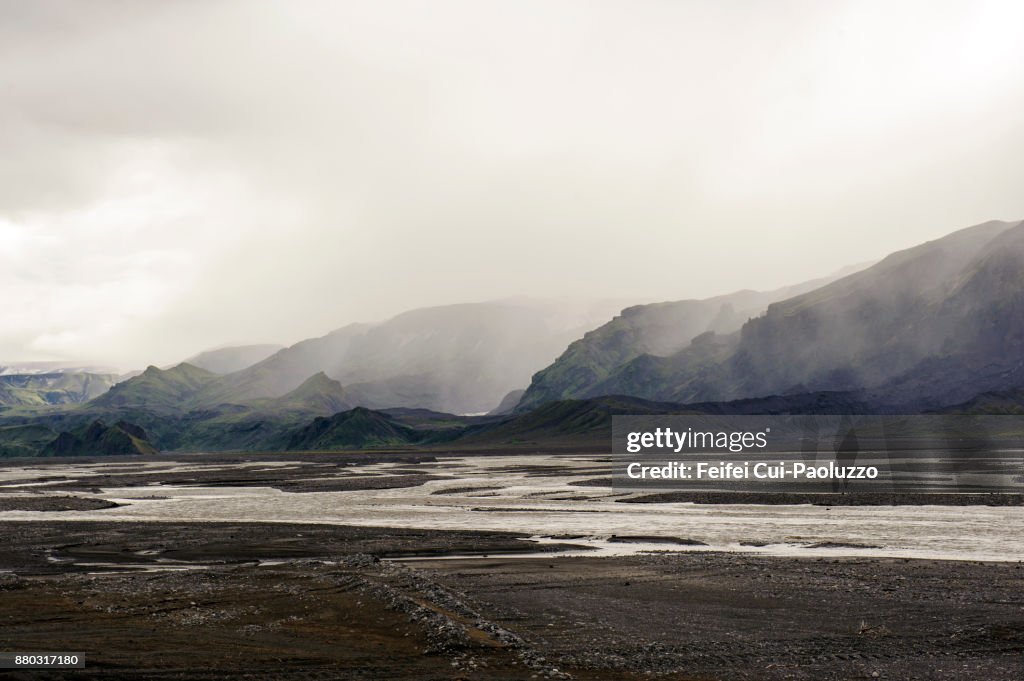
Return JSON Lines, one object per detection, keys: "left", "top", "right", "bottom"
{"left": 2, "top": 0, "right": 1023, "bottom": 368}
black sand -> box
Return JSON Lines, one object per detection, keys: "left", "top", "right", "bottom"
{"left": 0, "top": 521, "right": 1021, "bottom": 680}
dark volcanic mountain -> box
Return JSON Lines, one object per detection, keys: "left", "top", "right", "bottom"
{"left": 516, "top": 268, "right": 863, "bottom": 411}
{"left": 727, "top": 220, "right": 1023, "bottom": 407}
{"left": 285, "top": 407, "right": 424, "bottom": 450}
{"left": 41, "top": 420, "right": 158, "bottom": 456}
{"left": 5, "top": 218, "right": 1022, "bottom": 457}
{"left": 544, "top": 219, "right": 1024, "bottom": 412}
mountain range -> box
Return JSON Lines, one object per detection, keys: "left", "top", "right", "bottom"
{"left": 516, "top": 267, "right": 865, "bottom": 411}
{"left": 518, "top": 219, "right": 1022, "bottom": 413}
{"left": 203, "top": 299, "right": 632, "bottom": 414}
{"left": 0, "top": 372, "right": 119, "bottom": 408}
{"left": 184, "top": 344, "right": 284, "bottom": 374}
{"left": 1, "top": 218, "right": 1023, "bottom": 456}
{"left": 0, "top": 362, "right": 120, "bottom": 376}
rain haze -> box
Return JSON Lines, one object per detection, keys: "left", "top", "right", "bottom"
{"left": 2, "top": 0, "right": 1023, "bottom": 369}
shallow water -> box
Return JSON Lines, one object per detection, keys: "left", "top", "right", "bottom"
{"left": 2, "top": 454, "right": 1022, "bottom": 562}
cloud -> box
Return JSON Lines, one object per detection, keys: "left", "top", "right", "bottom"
{"left": 1, "top": 0, "right": 1023, "bottom": 367}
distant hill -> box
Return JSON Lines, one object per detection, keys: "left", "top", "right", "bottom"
{"left": 184, "top": 344, "right": 284, "bottom": 374}
{"left": 379, "top": 407, "right": 495, "bottom": 430}
{"left": 91, "top": 363, "right": 218, "bottom": 411}
{"left": 5, "top": 219, "right": 1024, "bottom": 455}
{"left": 462, "top": 395, "right": 689, "bottom": 445}
{"left": 257, "top": 372, "right": 350, "bottom": 413}
{"left": 516, "top": 268, "right": 863, "bottom": 412}
{"left": 285, "top": 407, "right": 425, "bottom": 450}
{"left": 0, "top": 372, "right": 118, "bottom": 407}
{"left": 488, "top": 389, "right": 525, "bottom": 415}
{"left": 933, "top": 390, "right": 1024, "bottom": 415}
{"left": 41, "top": 420, "right": 158, "bottom": 456}
{"left": 282, "top": 397, "right": 685, "bottom": 451}
{"left": 194, "top": 299, "right": 629, "bottom": 414}
{"left": 279, "top": 393, "right": 854, "bottom": 451}
{"left": 79, "top": 369, "right": 351, "bottom": 453}
{"left": 1, "top": 381, "right": 1017, "bottom": 457}
{"left": 0, "top": 361, "right": 119, "bottom": 376}
{"left": 0, "top": 424, "right": 58, "bottom": 457}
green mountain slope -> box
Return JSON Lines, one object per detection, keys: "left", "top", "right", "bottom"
{"left": 0, "top": 372, "right": 118, "bottom": 407}
{"left": 0, "top": 424, "right": 58, "bottom": 457}
{"left": 124, "top": 374, "right": 350, "bottom": 453}
{"left": 91, "top": 363, "right": 219, "bottom": 411}
{"left": 41, "top": 420, "right": 158, "bottom": 456}
{"left": 256, "top": 372, "right": 350, "bottom": 413}
{"left": 55, "top": 369, "right": 352, "bottom": 454}
{"left": 285, "top": 407, "right": 425, "bottom": 450}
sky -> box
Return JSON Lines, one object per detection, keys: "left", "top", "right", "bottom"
{"left": 2, "top": 0, "right": 1023, "bottom": 369}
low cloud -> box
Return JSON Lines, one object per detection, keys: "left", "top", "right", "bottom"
{"left": 2, "top": 0, "right": 1023, "bottom": 368}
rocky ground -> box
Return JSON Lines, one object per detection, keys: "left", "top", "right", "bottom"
{"left": 614, "top": 490, "right": 1024, "bottom": 506}
{"left": 0, "top": 521, "right": 1021, "bottom": 680}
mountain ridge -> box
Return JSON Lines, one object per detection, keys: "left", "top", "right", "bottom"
{"left": 91, "top": 363, "right": 219, "bottom": 411}
{"left": 570, "top": 219, "right": 1024, "bottom": 411}
{"left": 194, "top": 299, "right": 631, "bottom": 414}
{"left": 516, "top": 266, "right": 867, "bottom": 411}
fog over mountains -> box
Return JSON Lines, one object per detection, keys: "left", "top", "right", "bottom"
{"left": 519, "top": 219, "right": 1024, "bottom": 412}
{"left": 187, "top": 299, "right": 631, "bottom": 415}
{"left": 0, "top": 300, "right": 626, "bottom": 416}
{"left": 184, "top": 345, "right": 285, "bottom": 375}
{"left": 516, "top": 266, "right": 865, "bottom": 411}
{"left": 2, "top": 218, "right": 1024, "bottom": 455}
{"left": 0, "top": 372, "right": 118, "bottom": 407}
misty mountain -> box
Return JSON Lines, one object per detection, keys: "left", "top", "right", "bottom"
{"left": 91, "top": 363, "right": 219, "bottom": 411}
{"left": 0, "top": 362, "right": 120, "bottom": 376}
{"left": 516, "top": 268, "right": 863, "bottom": 411}
{"left": 41, "top": 420, "right": 158, "bottom": 457}
{"left": 489, "top": 389, "right": 525, "bottom": 415}
{"left": 253, "top": 372, "right": 351, "bottom": 414}
{"left": 6, "top": 218, "right": 1023, "bottom": 457}
{"left": 463, "top": 395, "right": 690, "bottom": 445}
{"left": 279, "top": 396, "right": 679, "bottom": 451}
{"left": 568, "top": 219, "right": 1024, "bottom": 411}
{"left": 72, "top": 366, "right": 353, "bottom": 453}
{"left": 194, "top": 299, "right": 629, "bottom": 414}
{"left": 184, "top": 344, "right": 284, "bottom": 374}
{"left": 0, "top": 372, "right": 118, "bottom": 408}
{"left": 285, "top": 407, "right": 426, "bottom": 450}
